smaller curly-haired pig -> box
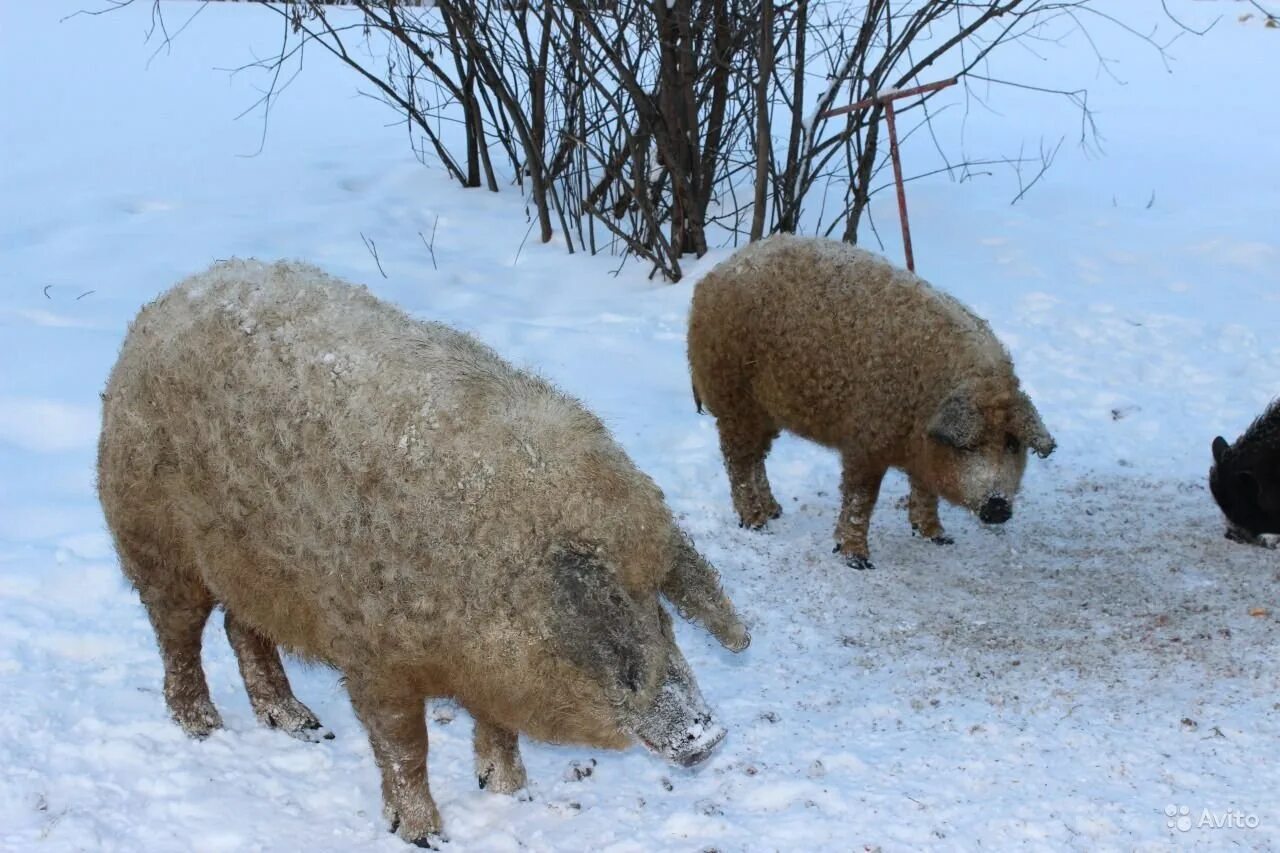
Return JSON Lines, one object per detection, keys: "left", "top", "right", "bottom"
{"left": 688, "top": 234, "right": 1055, "bottom": 570}
{"left": 98, "top": 260, "right": 749, "bottom": 846}
{"left": 1211, "top": 400, "right": 1280, "bottom": 547}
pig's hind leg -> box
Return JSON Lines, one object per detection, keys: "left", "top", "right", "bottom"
{"left": 116, "top": 534, "right": 223, "bottom": 738}
{"left": 907, "top": 477, "right": 953, "bottom": 545}
{"left": 715, "top": 412, "right": 783, "bottom": 529}
{"left": 474, "top": 718, "right": 528, "bottom": 794}
{"left": 225, "top": 611, "right": 330, "bottom": 742}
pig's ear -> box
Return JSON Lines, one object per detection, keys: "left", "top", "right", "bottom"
{"left": 1212, "top": 436, "right": 1229, "bottom": 465}
{"left": 549, "top": 541, "right": 645, "bottom": 692}
{"left": 928, "top": 387, "right": 983, "bottom": 450}
{"left": 661, "top": 534, "right": 750, "bottom": 652}
{"left": 1014, "top": 392, "right": 1056, "bottom": 458}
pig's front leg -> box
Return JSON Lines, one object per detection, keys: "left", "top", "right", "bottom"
{"left": 834, "top": 458, "right": 884, "bottom": 571}
{"left": 474, "top": 718, "right": 528, "bottom": 794}
{"left": 907, "top": 477, "right": 953, "bottom": 545}
{"left": 348, "top": 681, "right": 444, "bottom": 848}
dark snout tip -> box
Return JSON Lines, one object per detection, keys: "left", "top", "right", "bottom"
{"left": 674, "top": 724, "right": 726, "bottom": 768}
{"left": 643, "top": 717, "right": 727, "bottom": 769}
{"left": 978, "top": 496, "right": 1012, "bottom": 525}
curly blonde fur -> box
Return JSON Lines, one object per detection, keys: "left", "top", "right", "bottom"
{"left": 98, "top": 259, "right": 747, "bottom": 844}
{"left": 688, "top": 234, "right": 1054, "bottom": 569}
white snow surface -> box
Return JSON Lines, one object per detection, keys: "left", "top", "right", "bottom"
{"left": 2, "top": 2, "right": 1279, "bottom": 850}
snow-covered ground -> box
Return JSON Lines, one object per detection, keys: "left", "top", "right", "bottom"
{"left": 3, "top": 2, "right": 1279, "bottom": 850}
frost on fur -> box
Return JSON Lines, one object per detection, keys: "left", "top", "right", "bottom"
{"left": 98, "top": 258, "right": 746, "bottom": 844}
{"left": 630, "top": 640, "right": 726, "bottom": 768}
{"left": 687, "top": 234, "right": 1055, "bottom": 567}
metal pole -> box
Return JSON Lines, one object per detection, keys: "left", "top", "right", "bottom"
{"left": 883, "top": 98, "right": 914, "bottom": 272}
{"left": 818, "top": 77, "right": 957, "bottom": 273}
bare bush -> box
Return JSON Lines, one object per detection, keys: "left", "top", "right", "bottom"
{"left": 120, "top": 1, "right": 1189, "bottom": 280}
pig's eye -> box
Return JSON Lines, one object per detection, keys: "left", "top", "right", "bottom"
{"left": 1005, "top": 434, "right": 1021, "bottom": 453}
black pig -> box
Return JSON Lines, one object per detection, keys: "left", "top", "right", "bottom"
{"left": 1210, "top": 400, "right": 1280, "bottom": 546}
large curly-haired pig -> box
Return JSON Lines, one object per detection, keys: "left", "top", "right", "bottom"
{"left": 98, "top": 259, "right": 749, "bottom": 846}
{"left": 688, "top": 234, "right": 1055, "bottom": 570}
{"left": 1211, "top": 400, "right": 1280, "bottom": 547}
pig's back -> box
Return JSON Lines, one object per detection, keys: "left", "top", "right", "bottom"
{"left": 693, "top": 235, "right": 1005, "bottom": 448}
{"left": 99, "top": 259, "right": 597, "bottom": 665}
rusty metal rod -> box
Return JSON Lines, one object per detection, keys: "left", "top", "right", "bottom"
{"left": 883, "top": 98, "right": 914, "bottom": 272}
{"left": 818, "top": 76, "right": 958, "bottom": 120}
{"left": 818, "top": 76, "right": 958, "bottom": 272}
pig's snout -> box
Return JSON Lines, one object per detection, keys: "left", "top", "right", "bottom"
{"left": 639, "top": 712, "right": 727, "bottom": 768}
{"left": 978, "top": 495, "right": 1012, "bottom": 525}
{"left": 673, "top": 715, "right": 727, "bottom": 767}
{"left": 632, "top": 647, "right": 727, "bottom": 768}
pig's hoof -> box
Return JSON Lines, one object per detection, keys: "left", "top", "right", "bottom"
{"left": 718, "top": 623, "right": 751, "bottom": 653}
{"left": 173, "top": 699, "right": 223, "bottom": 739}
{"left": 477, "top": 757, "right": 528, "bottom": 794}
{"left": 1225, "top": 525, "right": 1275, "bottom": 548}
{"left": 846, "top": 555, "right": 876, "bottom": 571}
{"left": 257, "top": 697, "right": 332, "bottom": 742}
{"left": 736, "top": 503, "right": 778, "bottom": 530}
{"left": 384, "top": 799, "right": 445, "bottom": 845}
{"left": 389, "top": 813, "right": 446, "bottom": 849}
{"left": 911, "top": 524, "right": 952, "bottom": 545}
{"left": 281, "top": 718, "right": 334, "bottom": 743}
{"left": 1224, "top": 526, "right": 1250, "bottom": 545}
{"left": 833, "top": 545, "right": 875, "bottom": 571}
{"left": 393, "top": 827, "right": 446, "bottom": 850}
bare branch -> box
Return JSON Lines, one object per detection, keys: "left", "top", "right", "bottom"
{"left": 360, "top": 232, "right": 388, "bottom": 279}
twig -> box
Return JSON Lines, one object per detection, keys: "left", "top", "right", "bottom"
{"left": 360, "top": 232, "right": 388, "bottom": 279}
{"left": 60, "top": 0, "right": 132, "bottom": 25}
{"left": 512, "top": 219, "right": 536, "bottom": 267}
{"left": 419, "top": 216, "right": 440, "bottom": 271}
{"left": 145, "top": 1, "right": 207, "bottom": 69}
{"left": 1009, "top": 136, "right": 1064, "bottom": 205}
